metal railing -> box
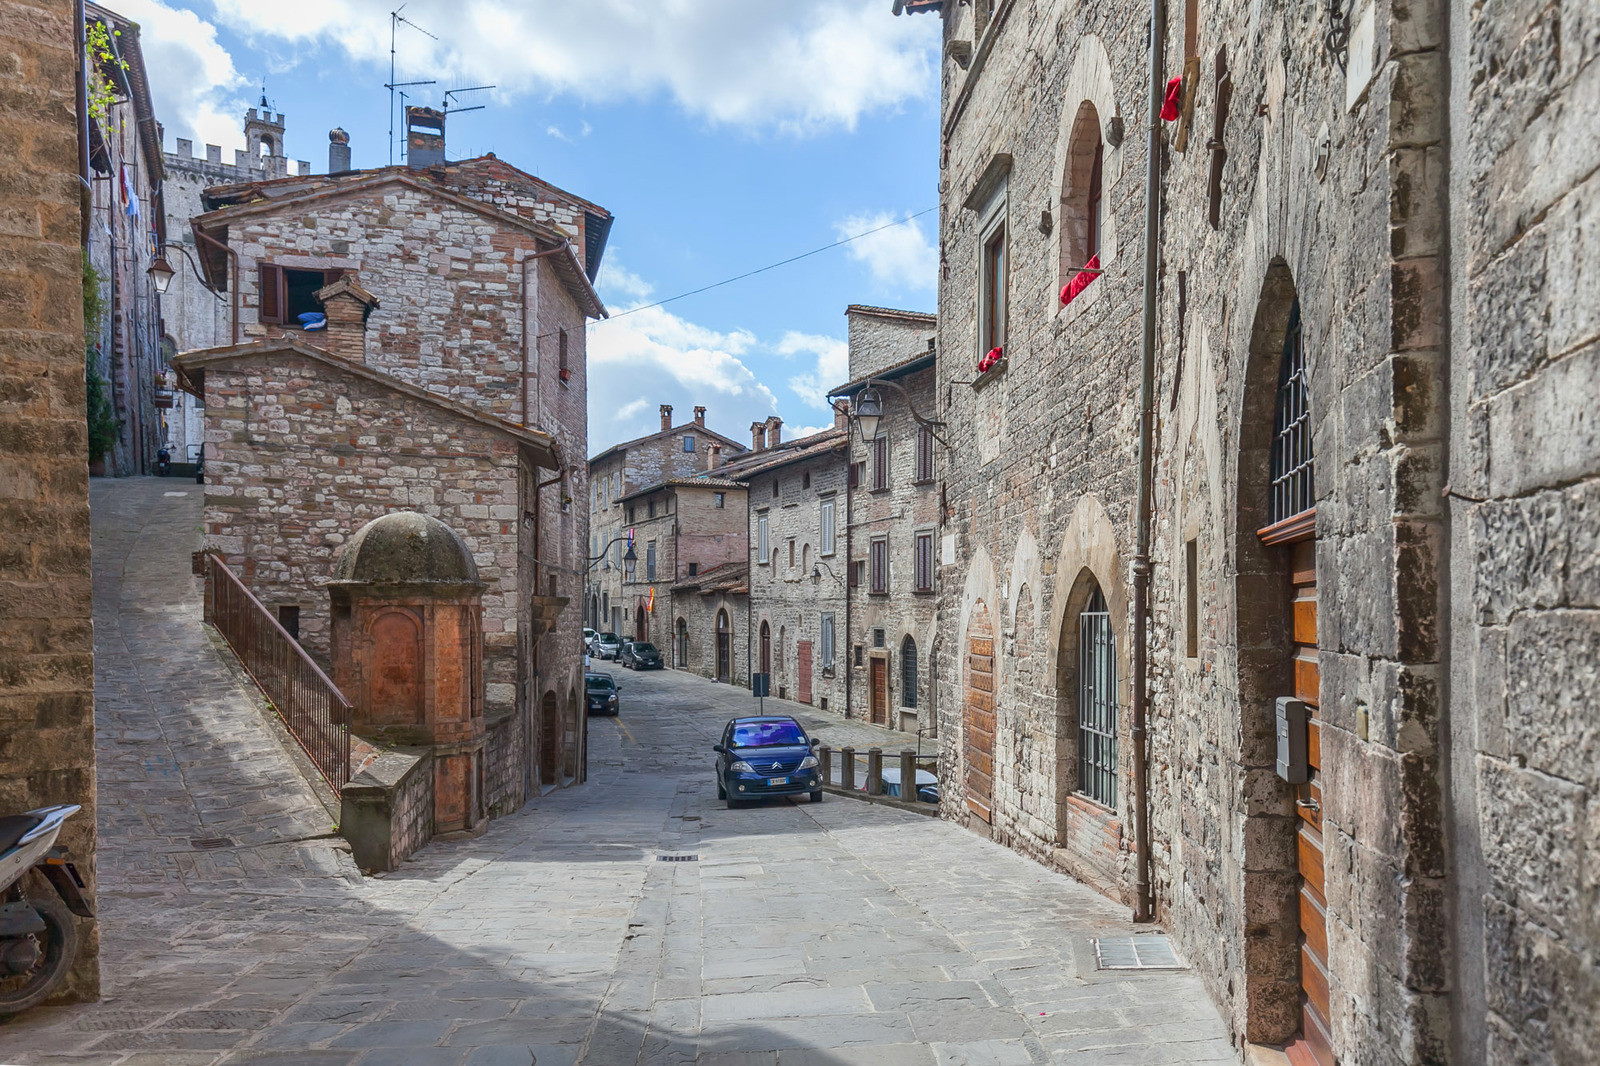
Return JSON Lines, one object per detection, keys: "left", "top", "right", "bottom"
{"left": 203, "top": 553, "right": 352, "bottom": 793}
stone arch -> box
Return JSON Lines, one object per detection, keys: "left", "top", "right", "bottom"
{"left": 674, "top": 616, "right": 688, "bottom": 669}
{"left": 1231, "top": 258, "right": 1309, "bottom": 1044}
{"left": 961, "top": 599, "right": 996, "bottom": 823}
{"left": 715, "top": 608, "right": 732, "bottom": 682}
{"left": 759, "top": 619, "right": 771, "bottom": 676}
{"left": 1049, "top": 34, "right": 1122, "bottom": 317}
{"left": 367, "top": 608, "right": 424, "bottom": 727}
{"left": 900, "top": 634, "right": 918, "bottom": 709}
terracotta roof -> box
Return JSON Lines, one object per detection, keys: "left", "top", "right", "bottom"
{"left": 172, "top": 338, "right": 559, "bottom": 468}
{"left": 845, "top": 303, "right": 937, "bottom": 323}
{"left": 191, "top": 171, "right": 605, "bottom": 320}
{"left": 587, "top": 423, "right": 748, "bottom": 467}
{"left": 672, "top": 561, "right": 750, "bottom": 596}
{"left": 615, "top": 475, "right": 745, "bottom": 505}
{"left": 724, "top": 428, "right": 849, "bottom": 482}
{"left": 829, "top": 349, "right": 938, "bottom": 398}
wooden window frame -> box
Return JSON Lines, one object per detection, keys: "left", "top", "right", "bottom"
{"left": 869, "top": 536, "right": 889, "bottom": 595}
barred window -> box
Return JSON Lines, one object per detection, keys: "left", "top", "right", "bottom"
{"left": 901, "top": 636, "right": 918, "bottom": 709}
{"left": 1078, "top": 585, "right": 1118, "bottom": 809}
{"left": 1270, "top": 298, "right": 1313, "bottom": 524}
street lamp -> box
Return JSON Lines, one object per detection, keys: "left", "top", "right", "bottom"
{"left": 147, "top": 255, "right": 176, "bottom": 294}
{"left": 623, "top": 543, "right": 637, "bottom": 580}
{"left": 854, "top": 385, "right": 884, "bottom": 443}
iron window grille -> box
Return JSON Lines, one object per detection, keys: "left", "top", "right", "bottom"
{"left": 1270, "top": 298, "right": 1313, "bottom": 524}
{"left": 901, "top": 636, "right": 918, "bottom": 708}
{"left": 1078, "top": 586, "right": 1118, "bottom": 809}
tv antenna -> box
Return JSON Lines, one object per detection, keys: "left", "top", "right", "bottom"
{"left": 442, "top": 84, "right": 496, "bottom": 116}
{"left": 385, "top": 5, "right": 437, "bottom": 166}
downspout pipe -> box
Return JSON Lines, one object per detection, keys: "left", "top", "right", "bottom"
{"left": 1131, "top": 0, "right": 1168, "bottom": 925}
{"left": 76, "top": 0, "right": 90, "bottom": 248}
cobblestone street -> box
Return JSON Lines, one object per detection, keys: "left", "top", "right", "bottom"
{"left": 0, "top": 479, "right": 1234, "bottom": 1065}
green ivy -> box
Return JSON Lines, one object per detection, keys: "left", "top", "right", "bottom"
{"left": 82, "top": 253, "right": 118, "bottom": 463}
{"left": 84, "top": 20, "right": 125, "bottom": 135}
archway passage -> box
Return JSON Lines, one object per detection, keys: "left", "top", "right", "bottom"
{"left": 716, "top": 609, "right": 732, "bottom": 683}
{"left": 539, "top": 691, "right": 559, "bottom": 788}
{"left": 675, "top": 617, "right": 688, "bottom": 669}
{"left": 963, "top": 603, "right": 995, "bottom": 822}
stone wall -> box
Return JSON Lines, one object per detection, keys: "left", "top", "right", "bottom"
{"left": 672, "top": 583, "right": 749, "bottom": 688}
{"left": 845, "top": 306, "right": 936, "bottom": 380}
{"left": 483, "top": 709, "right": 524, "bottom": 817}
{"left": 339, "top": 749, "right": 433, "bottom": 874}
{"left": 0, "top": 0, "right": 98, "bottom": 999}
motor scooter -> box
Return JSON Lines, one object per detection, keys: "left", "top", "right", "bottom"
{"left": 0, "top": 805, "right": 92, "bottom": 1014}
{"left": 156, "top": 444, "right": 171, "bottom": 478}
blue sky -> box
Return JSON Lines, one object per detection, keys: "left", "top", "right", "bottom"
{"left": 124, "top": 0, "right": 942, "bottom": 447}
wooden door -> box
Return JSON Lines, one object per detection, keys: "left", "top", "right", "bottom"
{"left": 869, "top": 657, "right": 888, "bottom": 725}
{"left": 963, "top": 608, "right": 995, "bottom": 822}
{"left": 1287, "top": 539, "right": 1333, "bottom": 1066}
{"left": 797, "top": 641, "right": 812, "bottom": 704}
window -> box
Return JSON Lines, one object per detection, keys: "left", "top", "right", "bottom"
{"left": 758, "top": 514, "right": 770, "bottom": 564}
{"left": 1087, "top": 140, "right": 1104, "bottom": 261}
{"left": 854, "top": 645, "right": 864, "bottom": 667}
{"left": 820, "top": 498, "right": 836, "bottom": 556}
{"left": 277, "top": 605, "right": 300, "bottom": 640}
{"left": 901, "top": 636, "right": 918, "bottom": 709}
{"left": 559, "top": 328, "right": 569, "bottom": 382}
{"left": 257, "top": 264, "right": 343, "bottom": 325}
{"left": 687, "top": 562, "right": 698, "bottom": 577}
{"left": 1078, "top": 585, "right": 1118, "bottom": 809}
{"left": 1061, "top": 101, "right": 1107, "bottom": 295}
{"left": 802, "top": 471, "right": 811, "bottom": 490}
{"left": 981, "top": 224, "right": 1007, "bottom": 353}
{"left": 873, "top": 628, "right": 885, "bottom": 648}
{"left": 772, "top": 480, "right": 780, "bottom": 499}
{"left": 646, "top": 540, "right": 657, "bottom": 581}
{"left": 850, "top": 560, "right": 865, "bottom": 587}
{"left": 788, "top": 539, "right": 796, "bottom": 568}
{"left": 648, "top": 500, "right": 656, "bottom": 519}
{"left": 916, "top": 425, "right": 934, "bottom": 483}
{"left": 684, "top": 434, "right": 695, "bottom": 453}
{"left": 1185, "top": 538, "right": 1199, "bottom": 658}
{"left": 820, "top": 614, "right": 835, "bottom": 669}
{"left": 714, "top": 492, "right": 725, "bottom": 508}
{"left": 848, "top": 461, "right": 865, "bottom": 488}
{"left": 1269, "top": 298, "right": 1314, "bottom": 524}
{"left": 914, "top": 531, "right": 935, "bottom": 592}
{"left": 628, "top": 506, "right": 636, "bottom": 524}
{"left": 869, "top": 536, "right": 889, "bottom": 594}
{"left": 871, "top": 436, "right": 888, "bottom": 491}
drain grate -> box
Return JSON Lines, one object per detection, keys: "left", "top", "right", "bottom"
{"left": 190, "top": 837, "right": 233, "bottom": 851}
{"left": 1093, "top": 935, "right": 1184, "bottom": 971}
{"left": 657, "top": 854, "right": 698, "bottom": 862}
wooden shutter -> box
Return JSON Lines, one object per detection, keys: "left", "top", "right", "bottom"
{"left": 872, "top": 437, "right": 888, "bottom": 490}
{"left": 258, "top": 263, "right": 284, "bottom": 323}
{"left": 915, "top": 532, "right": 933, "bottom": 592}
{"left": 917, "top": 426, "right": 934, "bottom": 482}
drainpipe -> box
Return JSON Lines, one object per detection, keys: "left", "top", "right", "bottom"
{"left": 520, "top": 242, "right": 570, "bottom": 428}
{"left": 844, "top": 437, "right": 854, "bottom": 719}
{"left": 193, "top": 227, "right": 239, "bottom": 345}
{"left": 1131, "top": 0, "right": 1169, "bottom": 924}
{"left": 76, "top": 0, "right": 90, "bottom": 248}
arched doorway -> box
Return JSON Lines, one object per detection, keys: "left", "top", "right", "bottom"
{"left": 635, "top": 597, "right": 648, "bottom": 642}
{"left": 901, "top": 635, "right": 919, "bottom": 710}
{"left": 1237, "top": 265, "right": 1326, "bottom": 1057}
{"left": 539, "top": 691, "right": 559, "bottom": 788}
{"left": 962, "top": 602, "right": 995, "bottom": 822}
{"left": 1076, "top": 584, "right": 1117, "bottom": 809}
{"left": 759, "top": 621, "right": 771, "bottom": 676}
{"left": 675, "top": 617, "right": 688, "bottom": 668}
{"left": 715, "top": 609, "right": 732, "bottom": 682}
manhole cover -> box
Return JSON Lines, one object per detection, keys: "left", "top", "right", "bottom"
{"left": 1093, "top": 935, "right": 1184, "bottom": 970}
{"left": 190, "top": 837, "right": 233, "bottom": 850}
{"left": 657, "top": 854, "right": 698, "bottom": 862}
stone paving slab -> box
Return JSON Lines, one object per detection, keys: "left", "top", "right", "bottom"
{"left": 0, "top": 478, "right": 1235, "bottom": 1065}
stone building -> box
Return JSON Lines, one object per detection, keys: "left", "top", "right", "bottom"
{"left": 670, "top": 562, "right": 751, "bottom": 685}
{"left": 900, "top": 0, "right": 1599, "bottom": 1063}
{"left": 82, "top": 2, "right": 166, "bottom": 478}
{"left": 830, "top": 306, "right": 941, "bottom": 734}
{"left": 0, "top": 0, "right": 99, "bottom": 1001}
{"left": 175, "top": 111, "right": 606, "bottom": 811}
{"left": 732, "top": 418, "right": 851, "bottom": 712}
{"left": 158, "top": 96, "right": 313, "bottom": 465}
{"left": 585, "top": 404, "right": 746, "bottom": 635}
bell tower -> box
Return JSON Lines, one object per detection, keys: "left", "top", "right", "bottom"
{"left": 243, "top": 90, "right": 288, "bottom": 179}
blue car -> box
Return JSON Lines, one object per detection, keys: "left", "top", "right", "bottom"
{"left": 714, "top": 716, "right": 823, "bottom": 807}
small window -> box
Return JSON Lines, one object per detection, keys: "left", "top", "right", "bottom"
{"left": 258, "top": 264, "right": 342, "bottom": 325}
{"left": 628, "top": 506, "right": 636, "bottom": 524}
{"left": 916, "top": 425, "right": 934, "bottom": 483}
{"left": 277, "top": 605, "right": 300, "bottom": 640}
{"left": 1185, "top": 537, "right": 1199, "bottom": 658}
{"left": 854, "top": 645, "right": 865, "bottom": 667}
{"left": 901, "top": 636, "right": 918, "bottom": 709}
{"left": 869, "top": 537, "right": 889, "bottom": 594}
{"left": 803, "top": 471, "right": 811, "bottom": 490}
{"left": 788, "top": 539, "right": 796, "bottom": 568}
{"left": 714, "top": 492, "right": 725, "bottom": 508}
{"left": 684, "top": 434, "right": 695, "bottom": 453}
{"left": 873, "top": 628, "right": 885, "bottom": 648}
{"left": 772, "top": 480, "right": 780, "bottom": 499}
{"left": 981, "top": 224, "right": 1007, "bottom": 353}
{"left": 758, "top": 514, "right": 770, "bottom": 564}
{"left": 849, "top": 461, "right": 865, "bottom": 489}
{"left": 914, "top": 531, "right": 935, "bottom": 592}
{"left": 646, "top": 540, "right": 657, "bottom": 581}
{"left": 688, "top": 562, "right": 699, "bottom": 577}
{"left": 1269, "top": 298, "right": 1314, "bottom": 524}
{"left": 820, "top": 614, "right": 836, "bottom": 669}
{"left": 872, "top": 437, "right": 888, "bottom": 491}
{"left": 648, "top": 500, "right": 656, "bottom": 519}
{"left": 1078, "top": 584, "right": 1118, "bottom": 809}
{"left": 559, "top": 328, "right": 569, "bottom": 381}
{"left": 820, "top": 498, "right": 836, "bottom": 556}
{"left": 850, "top": 560, "right": 865, "bottom": 587}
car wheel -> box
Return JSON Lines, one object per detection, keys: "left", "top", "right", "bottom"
{"left": 810, "top": 791, "right": 823, "bottom": 803}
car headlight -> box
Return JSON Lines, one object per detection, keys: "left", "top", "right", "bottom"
{"left": 730, "top": 760, "right": 756, "bottom": 773}
{"left": 799, "top": 755, "right": 818, "bottom": 770}
{"left": 608, "top": 695, "right": 618, "bottom": 704}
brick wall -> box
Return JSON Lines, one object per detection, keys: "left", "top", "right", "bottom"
{"left": 0, "top": 0, "right": 99, "bottom": 999}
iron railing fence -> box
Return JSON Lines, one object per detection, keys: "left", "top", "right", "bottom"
{"left": 203, "top": 553, "right": 352, "bottom": 793}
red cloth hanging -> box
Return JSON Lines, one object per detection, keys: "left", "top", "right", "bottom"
{"left": 1059, "top": 254, "right": 1102, "bottom": 306}
{"left": 978, "top": 346, "right": 1003, "bottom": 373}
{"left": 1161, "top": 76, "right": 1182, "bottom": 121}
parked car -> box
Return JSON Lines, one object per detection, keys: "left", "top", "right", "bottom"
{"left": 589, "top": 632, "right": 622, "bottom": 660}
{"left": 713, "top": 716, "right": 823, "bottom": 807}
{"left": 585, "top": 673, "right": 620, "bottom": 716}
{"left": 583, "top": 627, "right": 597, "bottom": 645}
{"left": 619, "top": 640, "right": 663, "bottom": 670}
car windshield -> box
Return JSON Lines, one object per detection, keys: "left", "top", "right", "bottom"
{"left": 598, "top": 633, "right": 620, "bottom": 643}
{"left": 730, "top": 720, "right": 806, "bottom": 748}
{"left": 633, "top": 643, "right": 658, "bottom": 654}
{"left": 586, "top": 676, "right": 614, "bottom": 692}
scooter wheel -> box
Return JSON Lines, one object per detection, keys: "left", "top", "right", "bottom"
{"left": 0, "top": 888, "right": 78, "bottom": 1015}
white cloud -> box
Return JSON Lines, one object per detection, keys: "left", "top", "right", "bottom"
{"left": 113, "top": 0, "right": 249, "bottom": 151}
{"left": 595, "top": 257, "right": 656, "bottom": 306}
{"left": 837, "top": 211, "right": 937, "bottom": 292}
{"left": 546, "top": 125, "right": 572, "bottom": 143}
{"left": 778, "top": 331, "right": 849, "bottom": 410}
{"left": 207, "top": 0, "right": 938, "bottom": 134}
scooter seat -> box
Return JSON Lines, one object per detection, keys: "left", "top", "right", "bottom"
{"left": 0, "top": 814, "right": 41, "bottom": 854}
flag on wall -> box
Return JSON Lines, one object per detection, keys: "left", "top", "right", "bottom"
{"left": 647, "top": 587, "right": 656, "bottom": 613}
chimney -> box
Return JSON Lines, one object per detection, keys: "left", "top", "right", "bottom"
{"left": 834, "top": 398, "right": 850, "bottom": 431}
{"left": 750, "top": 421, "right": 766, "bottom": 452}
{"left": 314, "top": 273, "right": 380, "bottom": 362}
{"left": 328, "top": 128, "right": 351, "bottom": 174}
{"left": 765, "top": 416, "right": 782, "bottom": 450}
{"left": 660, "top": 404, "right": 674, "bottom": 431}
{"left": 693, "top": 405, "right": 706, "bottom": 427}
{"left": 405, "top": 106, "right": 446, "bottom": 168}
{"left": 708, "top": 442, "right": 722, "bottom": 471}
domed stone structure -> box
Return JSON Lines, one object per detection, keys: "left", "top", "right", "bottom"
{"left": 330, "top": 511, "right": 486, "bottom": 834}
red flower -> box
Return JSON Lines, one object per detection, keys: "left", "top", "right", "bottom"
{"left": 1059, "top": 253, "right": 1102, "bottom": 307}
{"left": 1161, "top": 76, "right": 1182, "bottom": 121}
